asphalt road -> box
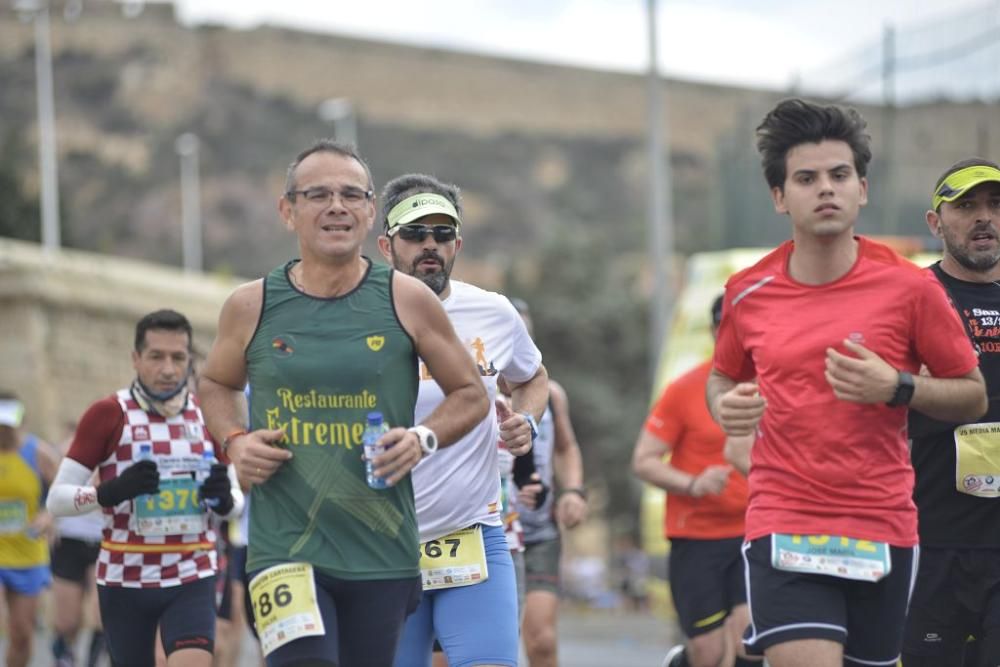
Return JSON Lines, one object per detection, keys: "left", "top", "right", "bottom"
{"left": 20, "top": 605, "right": 677, "bottom": 666}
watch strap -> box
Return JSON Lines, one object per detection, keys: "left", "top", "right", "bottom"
{"left": 408, "top": 425, "right": 438, "bottom": 457}
{"left": 521, "top": 413, "right": 539, "bottom": 441}
{"left": 886, "top": 370, "right": 915, "bottom": 407}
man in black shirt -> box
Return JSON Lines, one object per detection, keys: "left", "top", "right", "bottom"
{"left": 903, "top": 158, "right": 1000, "bottom": 666}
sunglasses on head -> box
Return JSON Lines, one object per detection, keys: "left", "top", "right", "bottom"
{"left": 392, "top": 224, "right": 458, "bottom": 243}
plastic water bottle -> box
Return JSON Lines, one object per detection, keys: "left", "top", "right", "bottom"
{"left": 363, "top": 412, "right": 391, "bottom": 489}
{"left": 135, "top": 443, "right": 155, "bottom": 505}
{"left": 198, "top": 450, "right": 221, "bottom": 508}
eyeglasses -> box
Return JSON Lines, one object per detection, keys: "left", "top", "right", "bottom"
{"left": 390, "top": 224, "right": 458, "bottom": 243}
{"left": 286, "top": 186, "right": 373, "bottom": 209}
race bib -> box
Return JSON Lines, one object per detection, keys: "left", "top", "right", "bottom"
{"left": 134, "top": 476, "right": 206, "bottom": 536}
{"left": 248, "top": 562, "right": 325, "bottom": 656}
{"left": 0, "top": 500, "right": 27, "bottom": 534}
{"left": 954, "top": 422, "right": 1000, "bottom": 498}
{"left": 420, "top": 525, "right": 489, "bottom": 591}
{"left": 771, "top": 533, "right": 891, "bottom": 582}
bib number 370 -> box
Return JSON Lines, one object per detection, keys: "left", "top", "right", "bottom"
{"left": 248, "top": 562, "right": 325, "bottom": 656}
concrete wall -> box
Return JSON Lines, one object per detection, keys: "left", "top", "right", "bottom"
{"left": 0, "top": 238, "right": 239, "bottom": 442}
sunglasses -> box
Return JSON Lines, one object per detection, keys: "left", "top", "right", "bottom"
{"left": 392, "top": 224, "right": 458, "bottom": 243}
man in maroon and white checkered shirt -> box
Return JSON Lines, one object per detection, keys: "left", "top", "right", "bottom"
{"left": 48, "top": 309, "right": 244, "bottom": 667}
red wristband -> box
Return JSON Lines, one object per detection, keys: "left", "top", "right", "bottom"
{"left": 222, "top": 429, "right": 248, "bottom": 453}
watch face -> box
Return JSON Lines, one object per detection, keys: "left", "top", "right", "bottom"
{"left": 417, "top": 427, "right": 437, "bottom": 454}
{"left": 888, "top": 372, "right": 915, "bottom": 406}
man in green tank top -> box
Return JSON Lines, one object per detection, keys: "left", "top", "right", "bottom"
{"left": 198, "top": 140, "right": 489, "bottom": 667}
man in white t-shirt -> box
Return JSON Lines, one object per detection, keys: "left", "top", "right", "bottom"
{"left": 378, "top": 173, "right": 549, "bottom": 667}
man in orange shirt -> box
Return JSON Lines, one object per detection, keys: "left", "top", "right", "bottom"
{"left": 632, "top": 296, "right": 757, "bottom": 667}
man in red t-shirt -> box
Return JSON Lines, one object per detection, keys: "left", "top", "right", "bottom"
{"left": 707, "top": 99, "right": 987, "bottom": 667}
{"left": 633, "top": 295, "right": 757, "bottom": 667}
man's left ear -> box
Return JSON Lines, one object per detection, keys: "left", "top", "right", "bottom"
{"left": 377, "top": 235, "right": 392, "bottom": 261}
{"left": 278, "top": 196, "right": 296, "bottom": 232}
{"left": 926, "top": 209, "right": 942, "bottom": 237}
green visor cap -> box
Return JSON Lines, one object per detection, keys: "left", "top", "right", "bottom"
{"left": 932, "top": 165, "right": 1000, "bottom": 210}
{"left": 386, "top": 193, "right": 461, "bottom": 231}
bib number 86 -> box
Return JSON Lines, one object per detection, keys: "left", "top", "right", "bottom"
{"left": 253, "top": 583, "right": 293, "bottom": 619}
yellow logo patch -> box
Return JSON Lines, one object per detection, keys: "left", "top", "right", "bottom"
{"left": 367, "top": 335, "right": 385, "bottom": 352}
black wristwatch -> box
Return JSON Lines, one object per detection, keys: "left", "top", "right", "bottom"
{"left": 886, "top": 370, "right": 915, "bottom": 407}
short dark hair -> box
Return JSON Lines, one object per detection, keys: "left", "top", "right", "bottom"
{"left": 756, "top": 98, "right": 872, "bottom": 190}
{"left": 380, "top": 173, "right": 462, "bottom": 232}
{"left": 711, "top": 294, "right": 724, "bottom": 327}
{"left": 509, "top": 298, "right": 530, "bottom": 316}
{"left": 135, "top": 309, "right": 192, "bottom": 352}
{"left": 284, "top": 139, "right": 374, "bottom": 195}
{"left": 933, "top": 157, "right": 1000, "bottom": 211}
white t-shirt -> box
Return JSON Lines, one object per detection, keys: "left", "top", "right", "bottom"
{"left": 56, "top": 510, "right": 104, "bottom": 542}
{"left": 412, "top": 281, "right": 542, "bottom": 543}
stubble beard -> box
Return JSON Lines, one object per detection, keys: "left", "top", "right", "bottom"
{"left": 942, "top": 225, "right": 1000, "bottom": 274}
{"left": 393, "top": 249, "right": 453, "bottom": 295}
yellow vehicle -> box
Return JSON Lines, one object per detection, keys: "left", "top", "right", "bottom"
{"left": 640, "top": 248, "right": 767, "bottom": 617}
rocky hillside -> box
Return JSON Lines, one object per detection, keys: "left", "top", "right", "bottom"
{"left": 1, "top": 2, "right": 997, "bottom": 277}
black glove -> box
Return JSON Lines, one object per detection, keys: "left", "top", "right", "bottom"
{"left": 512, "top": 448, "right": 538, "bottom": 488}
{"left": 199, "top": 464, "right": 233, "bottom": 515}
{"left": 515, "top": 471, "right": 549, "bottom": 510}
{"left": 513, "top": 453, "right": 550, "bottom": 508}
{"left": 97, "top": 460, "right": 160, "bottom": 507}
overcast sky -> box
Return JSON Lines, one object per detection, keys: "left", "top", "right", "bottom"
{"left": 170, "top": 0, "right": 992, "bottom": 90}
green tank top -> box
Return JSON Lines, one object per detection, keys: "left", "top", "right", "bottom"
{"left": 245, "top": 258, "right": 419, "bottom": 580}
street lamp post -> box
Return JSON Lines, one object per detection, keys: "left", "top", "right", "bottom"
{"left": 646, "top": 0, "right": 675, "bottom": 376}
{"left": 175, "top": 133, "right": 202, "bottom": 273}
{"left": 15, "top": 0, "right": 147, "bottom": 256}
{"left": 317, "top": 98, "right": 358, "bottom": 149}
{"left": 16, "top": 0, "right": 62, "bottom": 255}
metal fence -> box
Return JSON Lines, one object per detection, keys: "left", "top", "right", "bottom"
{"left": 797, "top": 1, "right": 1000, "bottom": 105}
{"left": 692, "top": 1, "right": 1000, "bottom": 251}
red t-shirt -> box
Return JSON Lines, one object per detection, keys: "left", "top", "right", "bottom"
{"left": 645, "top": 360, "right": 748, "bottom": 539}
{"left": 712, "top": 237, "right": 978, "bottom": 547}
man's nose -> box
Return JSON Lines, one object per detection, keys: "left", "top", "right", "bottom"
{"left": 162, "top": 361, "right": 183, "bottom": 377}
{"left": 323, "top": 191, "right": 350, "bottom": 213}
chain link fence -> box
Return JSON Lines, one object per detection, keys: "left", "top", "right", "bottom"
{"left": 697, "top": 1, "right": 1000, "bottom": 249}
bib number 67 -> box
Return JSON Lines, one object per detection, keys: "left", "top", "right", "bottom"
{"left": 423, "top": 538, "right": 461, "bottom": 559}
